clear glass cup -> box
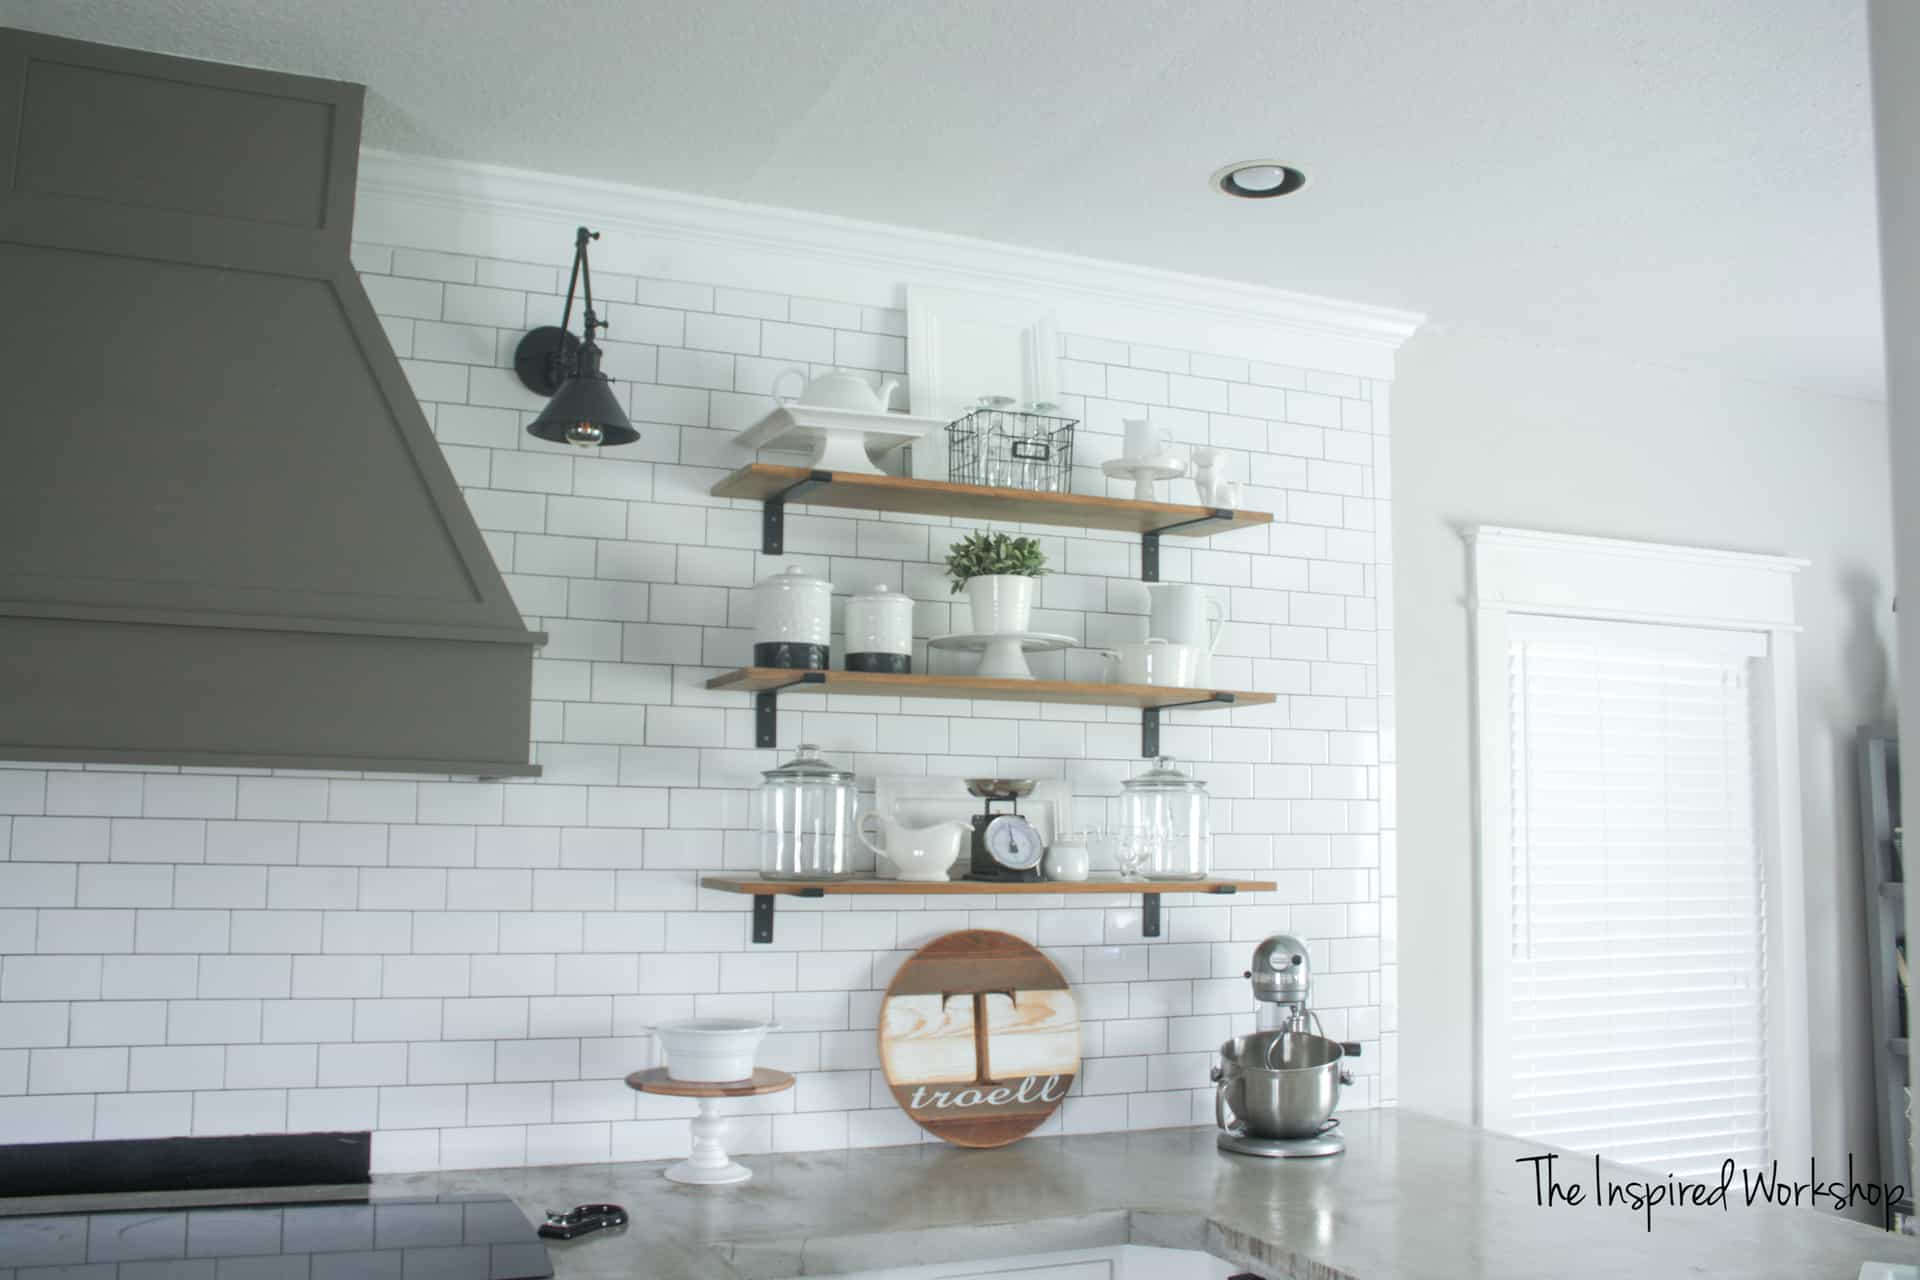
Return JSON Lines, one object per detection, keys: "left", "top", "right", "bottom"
{"left": 1115, "top": 827, "right": 1152, "bottom": 881}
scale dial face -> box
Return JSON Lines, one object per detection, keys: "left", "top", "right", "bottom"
{"left": 983, "top": 814, "right": 1044, "bottom": 871}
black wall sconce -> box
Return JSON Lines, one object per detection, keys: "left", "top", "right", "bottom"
{"left": 514, "top": 226, "right": 638, "bottom": 447}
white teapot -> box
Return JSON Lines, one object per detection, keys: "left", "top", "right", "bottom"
{"left": 857, "top": 813, "right": 969, "bottom": 881}
{"left": 774, "top": 369, "right": 899, "bottom": 414}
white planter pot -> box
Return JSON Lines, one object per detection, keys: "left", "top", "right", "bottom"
{"left": 653, "top": 1017, "right": 776, "bottom": 1083}
{"left": 966, "top": 575, "right": 1035, "bottom": 634}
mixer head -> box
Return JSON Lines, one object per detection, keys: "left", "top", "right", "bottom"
{"left": 1246, "top": 933, "right": 1312, "bottom": 1010}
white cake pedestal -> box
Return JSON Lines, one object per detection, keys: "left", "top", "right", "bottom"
{"left": 625, "top": 1067, "right": 795, "bottom": 1187}
{"left": 1101, "top": 455, "right": 1188, "bottom": 503}
{"left": 928, "top": 631, "right": 1077, "bottom": 681}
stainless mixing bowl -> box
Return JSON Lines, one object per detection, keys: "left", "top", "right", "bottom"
{"left": 1213, "top": 1030, "right": 1354, "bottom": 1139}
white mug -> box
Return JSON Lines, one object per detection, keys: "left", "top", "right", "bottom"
{"left": 1044, "top": 840, "right": 1090, "bottom": 882}
{"left": 1122, "top": 417, "right": 1172, "bottom": 462}
{"left": 1102, "top": 639, "right": 1199, "bottom": 687}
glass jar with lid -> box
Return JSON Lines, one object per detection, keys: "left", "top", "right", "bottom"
{"left": 1120, "top": 756, "right": 1212, "bottom": 880}
{"left": 757, "top": 743, "right": 859, "bottom": 880}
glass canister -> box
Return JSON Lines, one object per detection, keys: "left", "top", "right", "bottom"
{"left": 757, "top": 743, "right": 858, "bottom": 880}
{"left": 1120, "top": 756, "right": 1212, "bottom": 880}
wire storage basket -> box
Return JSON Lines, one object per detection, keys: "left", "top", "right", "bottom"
{"left": 947, "top": 407, "right": 1077, "bottom": 493}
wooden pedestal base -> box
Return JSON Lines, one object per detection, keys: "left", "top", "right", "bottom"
{"left": 624, "top": 1067, "right": 796, "bottom": 1187}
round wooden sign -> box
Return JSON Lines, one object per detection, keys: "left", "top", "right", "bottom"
{"left": 878, "top": 929, "right": 1080, "bottom": 1148}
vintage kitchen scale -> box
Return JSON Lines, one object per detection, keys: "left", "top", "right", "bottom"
{"left": 963, "top": 778, "right": 1046, "bottom": 882}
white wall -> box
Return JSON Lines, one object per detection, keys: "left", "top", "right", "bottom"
{"left": 1869, "top": 0, "right": 1920, "bottom": 1194}
{"left": 0, "top": 161, "right": 1400, "bottom": 1173}
{"left": 1391, "top": 328, "right": 1894, "bottom": 1188}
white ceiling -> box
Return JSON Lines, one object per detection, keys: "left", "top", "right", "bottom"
{"left": 4, "top": 0, "right": 1885, "bottom": 400}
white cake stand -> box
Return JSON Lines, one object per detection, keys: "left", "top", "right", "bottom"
{"left": 733, "top": 404, "right": 941, "bottom": 476}
{"left": 1101, "top": 455, "right": 1188, "bottom": 502}
{"left": 625, "top": 1067, "right": 794, "bottom": 1186}
{"left": 928, "top": 631, "right": 1076, "bottom": 681}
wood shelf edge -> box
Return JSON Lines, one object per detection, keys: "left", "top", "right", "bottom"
{"left": 700, "top": 876, "right": 1277, "bottom": 896}
{"left": 708, "top": 463, "right": 1273, "bottom": 534}
{"left": 703, "top": 667, "right": 1276, "bottom": 708}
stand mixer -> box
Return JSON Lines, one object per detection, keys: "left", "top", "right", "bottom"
{"left": 1213, "top": 934, "right": 1363, "bottom": 1159}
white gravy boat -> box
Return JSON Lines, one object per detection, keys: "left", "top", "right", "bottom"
{"left": 857, "top": 812, "right": 968, "bottom": 881}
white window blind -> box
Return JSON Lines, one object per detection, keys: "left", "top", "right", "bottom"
{"left": 1502, "top": 615, "right": 1769, "bottom": 1176}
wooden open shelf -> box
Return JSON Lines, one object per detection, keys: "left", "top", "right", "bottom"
{"left": 702, "top": 875, "right": 1276, "bottom": 943}
{"left": 708, "top": 466, "right": 1279, "bottom": 753}
{"left": 712, "top": 464, "right": 1272, "bottom": 537}
{"left": 707, "top": 667, "right": 1275, "bottom": 710}
{"left": 709, "top": 668, "right": 1273, "bottom": 757}
{"left": 702, "top": 876, "right": 1274, "bottom": 896}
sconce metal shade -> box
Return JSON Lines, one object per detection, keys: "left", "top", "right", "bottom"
{"left": 526, "top": 340, "right": 635, "bottom": 447}
{"left": 516, "top": 225, "right": 636, "bottom": 448}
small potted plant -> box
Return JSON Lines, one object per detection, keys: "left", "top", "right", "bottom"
{"left": 947, "top": 531, "right": 1048, "bottom": 634}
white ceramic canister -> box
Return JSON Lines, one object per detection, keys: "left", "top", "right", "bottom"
{"left": 844, "top": 584, "right": 914, "bottom": 673}
{"left": 753, "top": 566, "right": 832, "bottom": 669}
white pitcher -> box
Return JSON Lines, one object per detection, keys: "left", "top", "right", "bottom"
{"left": 856, "top": 812, "right": 969, "bottom": 881}
{"left": 1143, "top": 583, "right": 1225, "bottom": 682}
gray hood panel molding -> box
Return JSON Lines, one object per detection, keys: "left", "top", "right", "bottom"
{"left": 0, "top": 29, "right": 541, "bottom": 777}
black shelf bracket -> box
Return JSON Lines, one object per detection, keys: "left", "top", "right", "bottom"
{"left": 1142, "top": 692, "right": 1238, "bottom": 757}
{"left": 761, "top": 470, "right": 832, "bottom": 555}
{"left": 751, "top": 886, "right": 825, "bottom": 944}
{"left": 1141, "top": 508, "right": 1236, "bottom": 583}
{"left": 754, "top": 672, "right": 827, "bottom": 748}
{"left": 1142, "top": 893, "right": 1162, "bottom": 938}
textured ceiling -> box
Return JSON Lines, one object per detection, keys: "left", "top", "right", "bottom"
{"left": 1, "top": 0, "right": 1885, "bottom": 400}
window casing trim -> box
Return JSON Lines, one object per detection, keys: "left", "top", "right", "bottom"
{"left": 1466, "top": 525, "right": 1811, "bottom": 1167}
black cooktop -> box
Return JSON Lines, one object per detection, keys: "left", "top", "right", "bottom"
{"left": 0, "top": 1192, "right": 553, "bottom": 1278}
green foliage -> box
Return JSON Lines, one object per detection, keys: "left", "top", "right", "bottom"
{"left": 945, "top": 531, "right": 1049, "bottom": 594}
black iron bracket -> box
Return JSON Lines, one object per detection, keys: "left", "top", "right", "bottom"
{"left": 754, "top": 672, "right": 827, "bottom": 748}
{"left": 762, "top": 470, "right": 832, "bottom": 555}
{"left": 1142, "top": 692, "right": 1237, "bottom": 757}
{"left": 1140, "top": 508, "right": 1236, "bottom": 583}
{"left": 752, "top": 886, "right": 825, "bottom": 944}
{"left": 1142, "top": 893, "right": 1162, "bottom": 938}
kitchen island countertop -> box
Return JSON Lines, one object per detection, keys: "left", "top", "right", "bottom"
{"left": 374, "top": 1109, "right": 1909, "bottom": 1279}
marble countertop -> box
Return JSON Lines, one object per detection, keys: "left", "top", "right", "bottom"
{"left": 374, "top": 1110, "right": 1908, "bottom": 1279}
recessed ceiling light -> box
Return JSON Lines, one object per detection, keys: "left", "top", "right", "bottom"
{"left": 1212, "top": 160, "right": 1307, "bottom": 199}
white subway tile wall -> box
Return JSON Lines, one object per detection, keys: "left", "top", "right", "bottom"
{"left": 0, "top": 243, "right": 1397, "bottom": 1173}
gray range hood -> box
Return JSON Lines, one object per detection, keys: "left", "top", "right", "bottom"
{"left": 0, "top": 29, "right": 542, "bottom": 777}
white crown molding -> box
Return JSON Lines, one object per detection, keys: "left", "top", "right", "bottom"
{"left": 353, "top": 149, "right": 1424, "bottom": 379}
